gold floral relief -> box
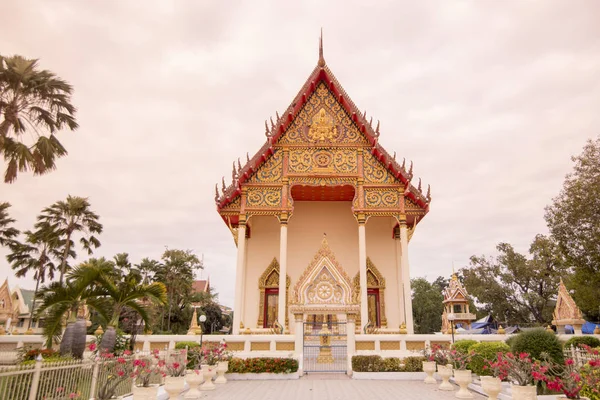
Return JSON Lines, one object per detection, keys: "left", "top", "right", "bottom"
{"left": 288, "top": 148, "right": 357, "bottom": 174}
{"left": 248, "top": 149, "right": 283, "bottom": 183}
{"left": 290, "top": 176, "right": 356, "bottom": 187}
{"left": 363, "top": 151, "right": 398, "bottom": 184}
{"left": 246, "top": 187, "right": 282, "bottom": 208}
{"left": 364, "top": 189, "right": 399, "bottom": 208}
{"left": 278, "top": 82, "right": 369, "bottom": 145}
{"left": 220, "top": 195, "right": 241, "bottom": 211}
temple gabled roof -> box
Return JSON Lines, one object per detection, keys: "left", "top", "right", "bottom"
{"left": 216, "top": 34, "right": 431, "bottom": 217}
{"left": 443, "top": 274, "right": 470, "bottom": 304}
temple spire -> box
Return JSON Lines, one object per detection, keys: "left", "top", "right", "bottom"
{"left": 318, "top": 28, "right": 325, "bottom": 67}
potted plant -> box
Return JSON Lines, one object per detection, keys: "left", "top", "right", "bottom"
{"left": 495, "top": 352, "right": 538, "bottom": 400}
{"left": 449, "top": 349, "right": 474, "bottom": 399}
{"left": 422, "top": 346, "right": 437, "bottom": 384}
{"left": 482, "top": 354, "right": 510, "bottom": 400}
{"left": 95, "top": 352, "right": 134, "bottom": 400}
{"left": 215, "top": 341, "right": 232, "bottom": 384}
{"left": 432, "top": 344, "right": 453, "bottom": 391}
{"left": 132, "top": 352, "right": 164, "bottom": 399}
{"left": 579, "top": 345, "right": 600, "bottom": 400}
{"left": 164, "top": 360, "right": 186, "bottom": 397}
{"left": 535, "top": 349, "right": 598, "bottom": 400}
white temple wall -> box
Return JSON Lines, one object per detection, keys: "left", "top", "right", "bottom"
{"left": 243, "top": 202, "right": 405, "bottom": 331}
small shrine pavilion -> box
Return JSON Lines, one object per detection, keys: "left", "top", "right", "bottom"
{"left": 215, "top": 35, "right": 431, "bottom": 334}
{"left": 441, "top": 274, "right": 476, "bottom": 333}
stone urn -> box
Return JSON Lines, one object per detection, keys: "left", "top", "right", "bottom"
{"left": 480, "top": 376, "right": 502, "bottom": 400}
{"left": 422, "top": 361, "right": 437, "bottom": 384}
{"left": 132, "top": 384, "right": 158, "bottom": 400}
{"left": 200, "top": 365, "right": 217, "bottom": 391}
{"left": 184, "top": 370, "right": 204, "bottom": 399}
{"left": 215, "top": 361, "right": 229, "bottom": 384}
{"left": 453, "top": 369, "right": 473, "bottom": 398}
{"left": 510, "top": 384, "right": 537, "bottom": 400}
{"left": 438, "top": 365, "right": 454, "bottom": 391}
{"left": 164, "top": 376, "right": 185, "bottom": 398}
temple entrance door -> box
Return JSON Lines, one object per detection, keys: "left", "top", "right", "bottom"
{"left": 303, "top": 315, "right": 347, "bottom": 373}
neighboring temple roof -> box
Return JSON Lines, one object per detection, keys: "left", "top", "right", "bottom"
{"left": 215, "top": 35, "right": 431, "bottom": 217}
{"left": 192, "top": 279, "right": 210, "bottom": 294}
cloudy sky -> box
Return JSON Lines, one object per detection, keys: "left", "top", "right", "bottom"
{"left": 1, "top": 1, "right": 599, "bottom": 308}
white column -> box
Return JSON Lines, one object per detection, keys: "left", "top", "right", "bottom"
{"left": 399, "top": 218, "right": 414, "bottom": 334}
{"left": 358, "top": 219, "right": 368, "bottom": 331}
{"left": 395, "top": 229, "right": 407, "bottom": 327}
{"left": 232, "top": 222, "right": 247, "bottom": 335}
{"left": 278, "top": 220, "right": 288, "bottom": 329}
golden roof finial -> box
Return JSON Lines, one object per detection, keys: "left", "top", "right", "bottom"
{"left": 318, "top": 28, "right": 325, "bottom": 67}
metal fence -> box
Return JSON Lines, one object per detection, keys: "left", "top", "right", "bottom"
{"left": 303, "top": 321, "right": 347, "bottom": 373}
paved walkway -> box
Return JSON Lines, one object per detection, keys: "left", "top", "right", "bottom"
{"left": 193, "top": 378, "right": 487, "bottom": 400}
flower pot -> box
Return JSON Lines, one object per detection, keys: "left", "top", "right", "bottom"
{"left": 438, "top": 365, "right": 454, "bottom": 391}
{"left": 164, "top": 376, "right": 185, "bottom": 398}
{"left": 510, "top": 384, "right": 537, "bottom": 400}
{"left": 133, "top": 385, "right": 158, "bottom": 400}
{"left": 453, "top": 369, "right": 473, "bottom": 399}
{"left": 184, "top": 370, "right": 204, "bottom": 399}
{"left": 200, "top": 365, "right": 216, "bottom": 391}
{"left": 480, "top": 376, "right": 502, "bottom": 400}
{"left": 422, "top": 361, "right": 437, "bottom": 384}
{"left": 215, "top": 361, "right": 229, "bottom": 384}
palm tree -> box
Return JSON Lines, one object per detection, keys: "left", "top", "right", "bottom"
{"left": 36, "top": 264, "right": 109, "bottom": 356}
{"left": 0, "top": 55, "right": 78, "bottom": 183}
{"left": 0, "top": 202, "right": 19, "bottom": 247}
{"left": 37, "top": 195, "right": 102, "bottom": 284}
{"left": 7, "top": 224, "right": 65, "bottom": 330}
{"left": 94, "top": 268, "right": 167, "bottom": 353}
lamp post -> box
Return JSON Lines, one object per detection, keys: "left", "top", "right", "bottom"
{"left": 199, "top": 314, "right": 207, "bottom": 347}
{"left": 447, "top": 313, "right": 456, "bottom": 344}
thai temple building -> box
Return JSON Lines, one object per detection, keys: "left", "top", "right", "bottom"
{"left": 214, "top": 36, "right": 431, "bottom": 335}
{"left": 441, "top": 274, "right": 477, "bottom": 333}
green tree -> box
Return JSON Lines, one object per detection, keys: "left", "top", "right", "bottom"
{"left": 545, "top": 136, "right": 600, "bottom": 321}
{"left": 0, "top": 202, "right": 19, "bottom": 247}
{"left": 0, "top": 55, "right": 78, "bottom": 183}
{"left": 462, "top": 235, "right": 568, "bottom": 325}
{"left": 37, "top": 195, "right": 102, "bottom": 283}
{"left": 7, "top": 224, "right": 65, "bottom": 330}
{"left": 153, "top": 249, "right": 203, "bottom": 333}
{"left": 412, "top": 277, "right": 444, "bottom": 333}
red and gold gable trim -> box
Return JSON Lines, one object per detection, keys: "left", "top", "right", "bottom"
{"left": 215, "top": 44, "right": 431, "bottom": 226}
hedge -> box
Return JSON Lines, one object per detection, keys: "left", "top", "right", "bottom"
{"left": 175, "top": 341, "right": 201, "bottom": 349}
{"left": 452, "top": 340, "right": 478, "bottom": 354}
{"left": 227, "top": 358, "right": 298, "bottom": 374}
{"left": 469, "top": 342, "right": 510, "bottom": 376}
{"left": 351, "top": 356, "right": 424, "bottom": 372}
{"left": 510, "top": 329, "right": 564, "bottom": 364}
{"left": 563, "top": 336, "right": 600, "bottom": 350}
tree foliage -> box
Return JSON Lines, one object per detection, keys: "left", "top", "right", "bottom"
{"left": 0, "top": 55, "right": 78, "bottom": 183}
{"left": 411, "top": 277, "right": 444, "bottom": 333}
{"left": 0, "top": 202, "right": 19, "bottom": 247}
{"left": 545, "top": 135, "right": 600, "bottom": 320}
{"left": 462, "top": 234, "right": 568, "bottom": 325}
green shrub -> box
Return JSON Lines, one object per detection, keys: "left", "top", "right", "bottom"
{"left": 452, "top": 340, "right": 478, "bottom": 354}
{"left": 20, "top": 355, "right": 75, "bottom": 365}
{"left": 175, "top": 341, "right": 201, "bottom": 349}
{"left": 351, "top": 355, "right": 383, "bottom": 372}
{"left": 564, "top": 336, "right": 600, "bottom": 350}
{"left": 510, "top": 329, "right": 564, "bottom": 363}
{"left": 505, "top": 335, "right": 517, "bottom": 348}
{"left": 381, "top": 357, "right": 402, "bottom": 372}
{"left": 402, "top": 356, "right": 425, "bottom": 372}
{"left": 469, "top": 342, "right": 510, "bottom": 376}
{"left": 227, "top": 358, "right": 298, "bottom": 374}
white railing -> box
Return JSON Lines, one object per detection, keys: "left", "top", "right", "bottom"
{"left": 0, "top": 356, "right": 135, "bottom": 400}
{"left": 564, "top": 345, "right": 599, "bottom": 367}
